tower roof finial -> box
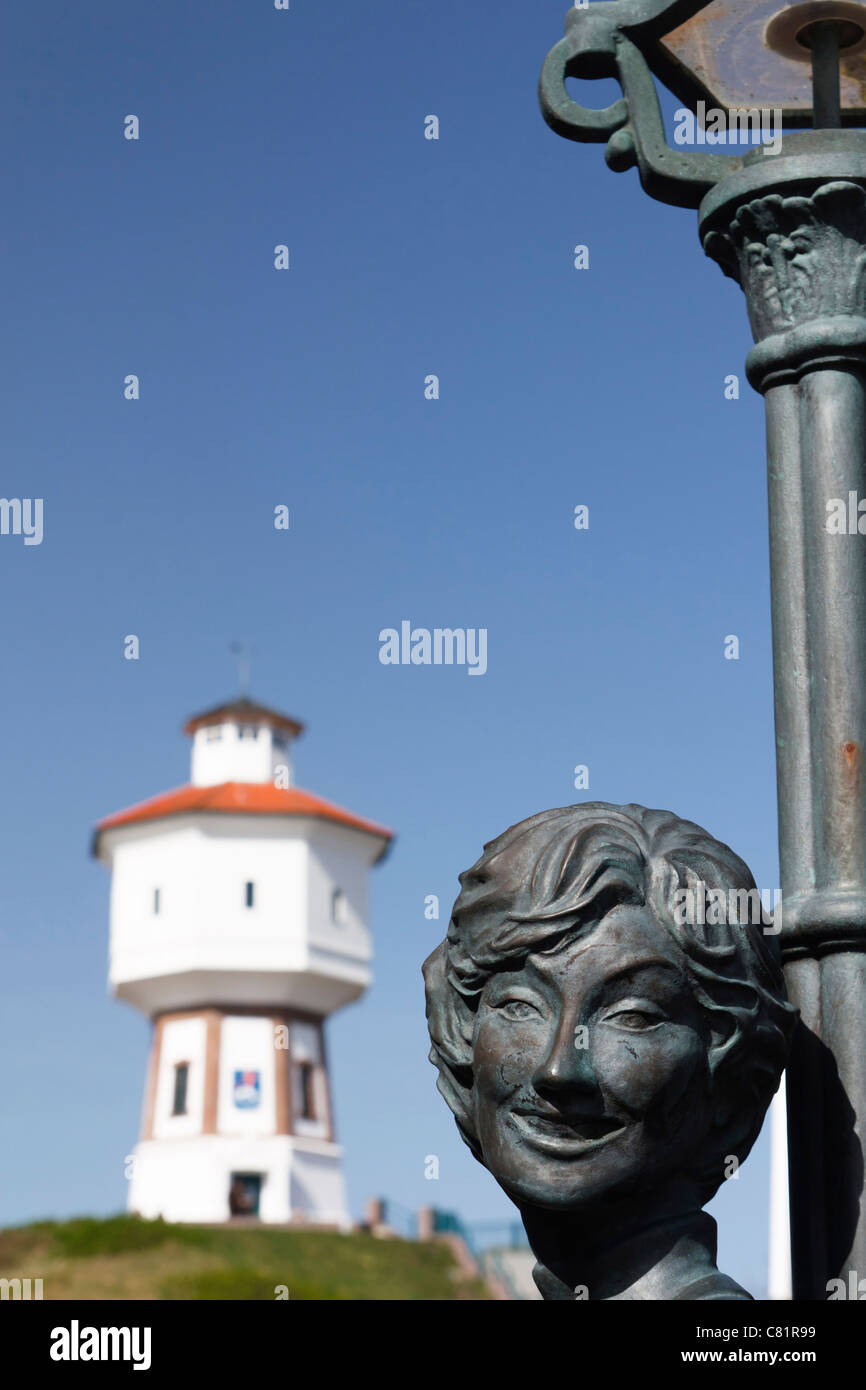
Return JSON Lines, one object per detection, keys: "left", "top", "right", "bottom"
{"left": 230, "top": 640, "right": 252, "bottom": 697}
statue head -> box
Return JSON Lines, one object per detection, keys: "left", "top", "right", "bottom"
{"left": 423, "top": 803, "right": 796, "bottom": 1227}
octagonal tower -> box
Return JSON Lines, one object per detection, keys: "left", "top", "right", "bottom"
{"left": 93, "top": 697, "right": 392, "bottom": 1227}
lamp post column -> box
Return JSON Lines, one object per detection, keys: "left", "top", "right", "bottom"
{"left": 702, "top": 157, "right": 866, "bottom": 1300}
{"left": 539, "top": 0, "right": 866, "bottom": 1298}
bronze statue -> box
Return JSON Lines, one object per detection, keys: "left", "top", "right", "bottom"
{"left": 423, "top": 803, "right": 797, "bottom": 1300}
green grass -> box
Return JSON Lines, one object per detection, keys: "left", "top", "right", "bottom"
{"left": 0, "top": 1215, "right": 491, "bottom": 1301}
{"left": 159, "top": 1268, "right": 338, "bottom": 1300}
{"left": 48, "top": 1214, "right": 208, "bottom": 1257}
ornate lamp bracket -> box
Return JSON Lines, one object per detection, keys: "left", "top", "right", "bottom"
{"left": 539, "top": 1, "right": 743, "bottom": 210}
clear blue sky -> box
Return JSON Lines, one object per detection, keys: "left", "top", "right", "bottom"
{"left": 1, "top": 0, "right": 780, "bottom": 1295}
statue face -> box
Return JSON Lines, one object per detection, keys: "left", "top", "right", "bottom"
{"left": 471, "top": 905, "right": 714, "bottom": 1212}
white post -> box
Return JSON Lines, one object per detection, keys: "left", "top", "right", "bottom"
{"left": 767, "top": 1075, "right": 792, "bottom": 1300}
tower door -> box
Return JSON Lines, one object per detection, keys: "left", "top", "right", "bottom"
{"left": 229, "top": 1172, "right": 262, "bottom": 1217}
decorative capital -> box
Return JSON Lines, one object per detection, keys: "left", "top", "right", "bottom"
{"left": 703, "top": 180, "right": 866, "bottom": 387}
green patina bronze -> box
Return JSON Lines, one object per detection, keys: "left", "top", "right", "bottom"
{"left": 535, "top": 0, "right": 866, "bottom": 1300}
{"left": 424, "top": 804, "right": 795, "bottom": 1300}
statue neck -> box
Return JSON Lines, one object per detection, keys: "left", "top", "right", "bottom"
{"left": 522, "top": 1204, "right": 736, "bottom": 1301}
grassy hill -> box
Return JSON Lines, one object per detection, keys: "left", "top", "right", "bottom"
{"left": 0, "top": 1215, "right": 491, "bottom": 1300}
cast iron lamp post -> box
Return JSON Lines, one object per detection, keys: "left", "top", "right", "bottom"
{"left": 540, "top": 0, "right": 866, "bottom": 1300}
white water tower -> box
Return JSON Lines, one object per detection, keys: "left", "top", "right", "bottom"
{"left": 93, "top": 697, "right": 392, "bottom": 1226}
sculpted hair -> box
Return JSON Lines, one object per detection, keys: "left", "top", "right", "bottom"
{"left": 423, "top": 802, "right": 797, "bottom": 1198}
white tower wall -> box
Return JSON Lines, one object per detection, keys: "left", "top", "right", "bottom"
{"left": 217, "top": 1017, "right": 277, "bottom": 1136}
{"left": 105, "top": 815, "right": 377, "bottom": 1015}
{"left": 152, "top": 1017, "right": 208, "bottom": 1140}
{"left": 129, "top": 1136, "right": 349, "bottom": 1227}
{"left": 190, "top": 722, "right": 295, "bottom": 788}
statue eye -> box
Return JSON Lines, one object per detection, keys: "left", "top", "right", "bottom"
{"left": 497, "top": 999, "right": 539, "bottom": 1020}
{"left": 606, "top": 1008, "right": 663, "bottom": 1031}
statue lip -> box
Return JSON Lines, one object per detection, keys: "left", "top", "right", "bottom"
{"left": 509, "top": 1108, "right": 626, "bottom": 1152}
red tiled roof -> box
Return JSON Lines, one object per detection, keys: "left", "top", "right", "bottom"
{"left": 93, "top": 782, "right": 393, "bottom": 856}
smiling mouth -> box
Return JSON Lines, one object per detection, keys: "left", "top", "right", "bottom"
{"left": 509, "top": 1110, "right": 626, "bottom": 1154}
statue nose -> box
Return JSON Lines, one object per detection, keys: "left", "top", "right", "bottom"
{"left": 532, "top": 1018, "right": 598, "bottom": 1095}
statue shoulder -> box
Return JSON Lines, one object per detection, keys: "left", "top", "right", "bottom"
{"left": 673, "top": 1272, "right": 754, "bottom": 1301}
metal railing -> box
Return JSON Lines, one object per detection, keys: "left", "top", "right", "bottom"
{"left": 431, "top": 1209, "right": 528, "bottom": 1258}
{"left": 369, "top": 1200, "right": 533, "bottom": 1298}
{"left": 377, "top": 1198, "right": 417, "bottom": 1241}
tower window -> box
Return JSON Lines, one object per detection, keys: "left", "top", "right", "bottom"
{"left": 153, "top": 888, "right": 161, "bottom": 915}
{"left": 205, "top": 726, "right": 222, "bottom": 742}
{"left": 331, "top": 888, "right": 347, "bottom": 926}
{"left": 245, "top": 881, "right": 255, "bottom": 909}
{"left": 172, "top": 1062, "right": 189, "bottom": 1116}
{"left": 239, "top": 725, "right": 259, "bottom": 741}
{"left": 298, "top": 1061, "right": 316, "bottom": 1121}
